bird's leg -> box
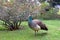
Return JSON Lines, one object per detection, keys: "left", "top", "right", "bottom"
{"left": 37, "top": 30, "right": 38, "bottom": 32}
{"left": 35, "top": 31, "right": 37, "bottom": 36}
{"left": 35, "top": 30, "right": 38, "bottom": 36}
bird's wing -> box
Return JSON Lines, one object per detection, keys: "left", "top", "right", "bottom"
{"left": 32, "top": 19, "right": 48, "bottom": 30}
{"left": 29, "top": 21, "right": 40, "bottom": 30}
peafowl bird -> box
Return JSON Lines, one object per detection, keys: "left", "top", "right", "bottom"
{"left": 28, "top": 15, "right": 48, "bottom": 36}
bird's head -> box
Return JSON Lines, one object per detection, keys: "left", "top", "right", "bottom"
{"left": 28, "top": 14, "right": 32, "bottom": 19}
{"left": 28, "top": 14, "right": 33, "bottom": 22}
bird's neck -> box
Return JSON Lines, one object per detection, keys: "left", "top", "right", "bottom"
{"left": 28, "top": 16, "right": 32, "bottom": 23}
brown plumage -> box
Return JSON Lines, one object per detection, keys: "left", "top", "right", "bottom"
{"left": 32, "top": 19, "right": 48, "bottom": 30}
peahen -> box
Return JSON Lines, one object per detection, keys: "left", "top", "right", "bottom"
{"left": 28, "top": 15, "right": 48, "bottom": 35}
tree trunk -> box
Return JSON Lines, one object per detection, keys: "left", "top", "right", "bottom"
{"left": 9, "top": 24, "right": 19, "bottom": 31}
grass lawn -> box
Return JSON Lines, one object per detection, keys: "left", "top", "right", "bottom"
{"left": 0, "top": 20, "right": 60, "bottom": 40}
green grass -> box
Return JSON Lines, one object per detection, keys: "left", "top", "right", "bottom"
{"left": 0, "top": 20, "right": 60, "bottom": 40}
